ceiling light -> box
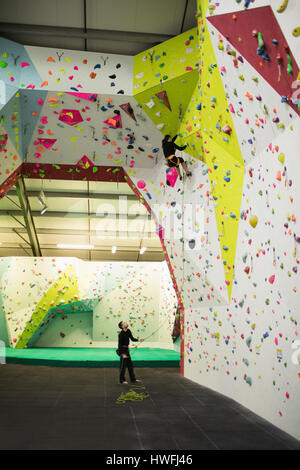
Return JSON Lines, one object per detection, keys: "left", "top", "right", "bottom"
{"left": 57, "top": 244, "right": 94, "bottom": 249}
{"left": 112, "top": 246, "right": 117, "bottom": 254}
{"left": 38, "top": 190, "right": 46, "bottom": 207}
{"left": 40, "top": 205, "right": 47, "bottom": 215}
{"left": 139, "top": 247, "right": 147, "bottom": 255}
{"left": 38, "top": 190, "right": 47, "bottom": 215}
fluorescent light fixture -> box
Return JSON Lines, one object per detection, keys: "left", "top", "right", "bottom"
{"left": 112, "top": 246, "right": 117, "bottom": 254}
{"left": 38, "top": 189, "right": 47, "bottom": 215}
{"left": 37, "top": 190, "right": 46, "bottom": 206}
{"left": 57, "top": 244, "right": 94, "bottom": 249}
{"left": 139, "top": 247, "right": 147, "bottom": 255}
{"left": 40, "top": 205, "right": 47, "bottom": 215}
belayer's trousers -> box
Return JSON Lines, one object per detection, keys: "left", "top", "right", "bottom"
{"left": 120, "top": 353, "right": 136, "bottom": 383}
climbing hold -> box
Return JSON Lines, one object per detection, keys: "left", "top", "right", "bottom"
{"left": 188, "top": 240, "right": 196, "bottom": 250}
{"left": 287, "top": 63, "right": 293, "bottom": 75}
{"left": 269, "top": 275, "right": 275, "bottom": 284}
{"left": 222, "top": 125, "right": 232, "bottom": 135}
{"left": 249, "top": 215, "right": 258, "bottom": 228}
{"left": 277, "top": 0, "right": 289, "bottom": 13}
{"left": 245, "top": 376, "right": 252, "bottom": 386}
{"left": 137, "top": 180, "right": 146, "bottom": 189}
{"left": 256, "top": 32, "right": 265, "bottom": 55}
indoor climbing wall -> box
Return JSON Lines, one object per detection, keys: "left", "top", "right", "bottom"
{"left": 0, "top": 0, "right": 299, "bottom": 441}
{"left": 159, "top": 262, "right": 179, "bottom": 344}
{"left": 0, "top": 258, "right": 11, "bottom": 345}
{"left": 0, "top": 36, "right": 166, "bottom": 172}
{"left": 127, "top": 0, "right": 300, "bottom": 441}
{"left": 92, "top": 262, "right": 175, "bottom": 348}
{"left": 0, "top": 37, "right": 43, "bottom": 184}
{"left": 133, "top": 28, "right": 199, "bottom": 138}
{"left": 183, "top": 0, "right": 300, "bottom": 440}
{"left": 0, "top": 258, "right": 177, "bottom": 349}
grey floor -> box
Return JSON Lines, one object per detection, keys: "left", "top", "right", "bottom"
{"left": 0, "top": 364, "right": 299, "bottom": 450}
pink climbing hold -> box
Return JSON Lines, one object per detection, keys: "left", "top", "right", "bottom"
{"left": 269, "top": 275, "right": 275, "bottom": 284}
{"left": 166, "top": 167, "right": 178, "bottom": 188}
{"left": 137, "top": 180, "right": 146, "bottom": 189}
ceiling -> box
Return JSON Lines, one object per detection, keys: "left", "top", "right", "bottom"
{"left": 0, "top": 0, "right": 197, "bottom": 55}
{"left": 0, "top": 0, "right": 196, "bottom": 261}
{"left": 0, "top": 177, "right": 164, "bottom": 261}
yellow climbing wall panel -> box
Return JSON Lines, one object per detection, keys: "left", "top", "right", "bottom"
{"left": 15, "top": 265, "right": 79, "bottom": 348}
{"left": 133, "top": 28, "right": 199, "bottom": 93}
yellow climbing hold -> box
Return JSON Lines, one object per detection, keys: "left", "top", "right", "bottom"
{"left": 276, "top": 0, "right": 288, "bottom": 13}
{"left": 250, "top": 215, "right": 258, "bottom": 228}
{"left": 292, "top": 27, "right": 300, "bottom": 37}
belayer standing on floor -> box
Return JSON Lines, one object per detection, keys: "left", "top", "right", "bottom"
{"left": 162, "top": 134, "right": 192, "bottom": 180}
{"left": 116, "top": 321, "right": 144, "bottom": 384}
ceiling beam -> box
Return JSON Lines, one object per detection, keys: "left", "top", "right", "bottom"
{"left": 180, "top": 0, "right": 189, "bottom": 33}
{"left": 0, "top": 243, "right": 162, "bottom": 253}
{"left": 0, "top": 209, "right": 151, "bottom": 220}
{"left": 0, "top": 22, "right": 173, "bottom": 45}
{"left": 0, "top": 227, "right": 157, "bottom": 238}
{"left": 8, "top": 189, "right": 138, "bottom": 201}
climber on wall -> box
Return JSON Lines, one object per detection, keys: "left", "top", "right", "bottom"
{"left": 116, "top": 321, "right": 144, "bottom": 385}
{"left": 162, "top": 134, "right": 192, "bottom": 180}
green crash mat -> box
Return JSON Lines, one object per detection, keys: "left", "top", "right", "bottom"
{"left": 5, "top": 347, "right": 180, "bottom": 368}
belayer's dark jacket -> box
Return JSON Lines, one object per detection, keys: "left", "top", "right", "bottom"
{"left": 116, "top": 329, "right": 138, "bottom": 356}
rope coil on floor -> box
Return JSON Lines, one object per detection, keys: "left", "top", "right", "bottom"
{"left": 116, "top": 386, "right": 149, "bottom": 404}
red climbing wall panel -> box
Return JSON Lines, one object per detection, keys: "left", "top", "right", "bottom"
{"left": 207, "top": 6, "right": 300, "bottom": 116}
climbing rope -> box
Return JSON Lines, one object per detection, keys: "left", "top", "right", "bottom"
{"left": 129, "top": 315, "right": 170, "bottom": 356}
{"left": 116, "top": 385, "right": 149, "bottom": 404}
